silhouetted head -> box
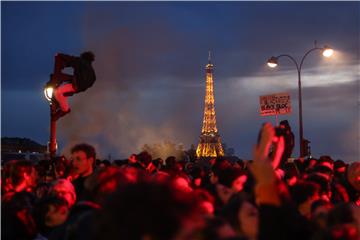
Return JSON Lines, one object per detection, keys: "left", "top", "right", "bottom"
{"left": 33, "top": 196, "right": 69, "bottom": 233}
{"left": 279, "top": 120, "right": 290, "bottom": 129}
{"left": 7, "top": 160, "right": 37, "bottom": 190}
{"left": 220, "top": 192, "right": 258, "bottom": 239}
{"left": 80, "top": 51, "right": 95, "bottom": 62}
{"left": 93, "top": 180, "right": 203, "bottom": 240}
{"left": 49, "top": 179, "right": 76, "bottom": 208}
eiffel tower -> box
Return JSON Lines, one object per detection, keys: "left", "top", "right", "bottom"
{"left": 196, "top": 52, "right": 224, "bottom": 158}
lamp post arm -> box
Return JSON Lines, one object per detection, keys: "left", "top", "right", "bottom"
{"left": 276, "top": 54, "right": 300, "bottom": 72}
{"left": 299, "top": 47, "right": 323, "bottom": 72}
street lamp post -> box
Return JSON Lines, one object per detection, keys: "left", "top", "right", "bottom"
{"left": 267, "top": 43, "right": 333, "bottom": 158}
{"left": 44, "top": 86, "right": 57, "bottom": 158}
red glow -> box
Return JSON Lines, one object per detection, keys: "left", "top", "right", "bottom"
{"left": 102, "top": 180, "right": 118, "bottom": 193}
{"left": 200, "top": 201, "right": 214, "bottom": 215}
{"left": 174, "top": 177, "right": 193, "bottom": 193}
{"left": 194, "top": 178, "right": 201, "bottom": 187}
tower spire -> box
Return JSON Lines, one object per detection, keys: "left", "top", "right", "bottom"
{"left": 196, "top": 53, "right": 224, "bottom": 158}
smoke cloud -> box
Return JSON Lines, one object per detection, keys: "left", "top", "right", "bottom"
{"left": 58, "top": 5, "right": 204, "bottom": 159}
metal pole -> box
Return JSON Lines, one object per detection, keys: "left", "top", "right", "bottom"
{"left": 298, "top": 47, "right": 322, "bottom": 158}
{"left": 298, "top": 69, "right": 304, "bottom": 158}
{"left": 49, "top": 103, "right": 57, "bottom": 158}
{"left": 271, "top": 45, "right": 328, "bottom": 158}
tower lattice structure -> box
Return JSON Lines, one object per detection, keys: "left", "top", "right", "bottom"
{"left": 196, "top": 52, "right": 224, "bottom": 158}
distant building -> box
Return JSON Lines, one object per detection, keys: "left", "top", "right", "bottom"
{"left": 2, "top": 137, "right": 47, "bottom": 153}
{"left": 1, "top": 137, "right": 47, "bottom": 162}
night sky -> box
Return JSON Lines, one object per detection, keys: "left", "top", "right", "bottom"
{"left": 2, "top": 2, "right": 359, "bottom": 161}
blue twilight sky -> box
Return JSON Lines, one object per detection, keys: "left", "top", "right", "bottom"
{"left": 2, "top": 2, "right": 359, "bottom": 161}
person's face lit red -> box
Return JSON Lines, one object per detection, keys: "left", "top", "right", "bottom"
{"left": 232, "top": 175, "right": 247, "bottom": 192}
{"left": 238, "top": 201, "right": 258, "bottom": 239}
{"left": 216, "top": 184, "right": 234, "bottom": 204}
{"left": 71, "top": 151, "right": 93, "bottom": 177}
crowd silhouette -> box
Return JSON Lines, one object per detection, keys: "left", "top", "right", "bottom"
{"left": 1, "top": 122, "right": 359, "bottom": 240}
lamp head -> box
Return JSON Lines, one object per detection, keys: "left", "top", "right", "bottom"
{"left": 267, "top": 56, "right": 278, "bottom": 68}
{"left": 322, "top": 45, "right": 334, "bottom": 58}
{"left": 44, "top": 86, "right": 54, "bottom": 102}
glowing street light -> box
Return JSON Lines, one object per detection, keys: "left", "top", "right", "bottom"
{"left": 267, "top": 43, "right": 333, "bottom": 158}
{"left": 267, "top": 56, "right": 278, "bottom": 68}
{"left": 44, "top": 86, "right": 54, "bottom": 102}
{"left": 322, "top": 46, "right": 334, "bottom": 58}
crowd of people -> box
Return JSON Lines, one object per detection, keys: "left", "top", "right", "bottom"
{"left": 1, "top": 122, "right": 359, "bottom": 240}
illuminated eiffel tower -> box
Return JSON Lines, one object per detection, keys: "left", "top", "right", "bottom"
{"left": 196, "top": 52, "right": 224, "bottom": 158}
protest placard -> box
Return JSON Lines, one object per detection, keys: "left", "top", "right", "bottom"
{"left": 259, "top": 92, "right": 292, "bottom": 116}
